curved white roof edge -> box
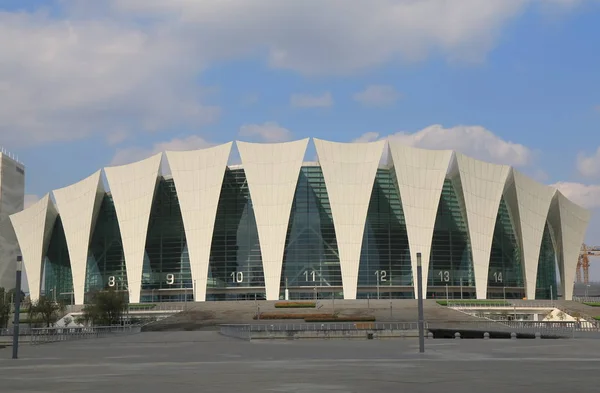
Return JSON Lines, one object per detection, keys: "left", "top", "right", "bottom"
{"left": 52, "top": 170, "right": 105, "bottom": 305}
{"left": 9, "top": 193, "right": 58, "bottom": 302}
{"left": 388, "top": 141, "right": 453, "bottom": 299}
{"left": 314, "top": 138, "right": 386, "bottom": 300}
{"left": 10, "top": 138, "right": 591, "bottom": 303}
{"left": 103, "top": 152, "right": 162, "bottom": 304}
{"left": 21, "top": 138, "right": 579, "bottom": 211}
{"left": 236, "top": 138, "right": 310, "bottom": 300}
{"left": 165, "top": 142, "right": 233, "bottom": 301}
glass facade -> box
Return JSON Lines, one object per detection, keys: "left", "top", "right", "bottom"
{"left": 535, "top": 222, "right": 558, "bottom": 300}
{"left": 280, "top": 167, "right": 342, "bottom": 299}
{"left": 207, "top": 169, "right": 265, "bottom": 300}
{"left": 40, "top": 165, "right": 552, "bottom": 304}
{"left": 140, "top": 179, "right": 192, "bottom": 303}
{"left": 357, "top": 169, "right": 412, "bottom": 299}
{"left": 43, "top": 217, "right": 73, "bottom": 304}
{"left": 487, "top": 198, "right": 524, "bottom": 299}
{"left": 427, "top": 179, "right": 475, "bottom": 299}
{"left": 85, "top": 195, "right": 127, "bottom": 303}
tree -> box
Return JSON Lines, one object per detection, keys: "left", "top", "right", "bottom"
{"left": 62, "top": 316, "right": 73, "bottom": 327}
{"left": 0, "top": 287, "right": 11, "bottom": 329}
{"left": 6, "top": 288, "right": 25, "bottom": 305}
{"left": 28, "top": 296, "right": 65, "bottom": 327}
{"left": 82, "top": 289, "right": 128, "bottom": 326}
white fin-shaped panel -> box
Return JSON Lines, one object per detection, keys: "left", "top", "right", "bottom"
{"left": 388, "top": 141, "right": 452, "bottom": 299}
{"left": 104, "top": 153, "right": 162, "bottom": 304}
{"left": 512, "top": 169, "right": 555, "bottom": 299}
{"left": 314, "top": 138, "right": 385, "bottom": 300}
{"left": 9, "top": 194, "right": 58, "bottom": 302}
{"left": 455, "top": 153, "right": 510, "bottom": 299}
{"left": 165, "top": 142, "right": 232, "bottom": 301}
{"left": 237, "top": 139, "right": 308, "bottom": 300}
{"left": 547, "top": 191, "right": 590, "bottom": 300}
{"left": 53, "top": 170, "right": 105, "bottom": 305}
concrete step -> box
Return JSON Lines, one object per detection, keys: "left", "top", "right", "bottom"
{"left": 143, "top": 300, "right": 479, "bottom": 331}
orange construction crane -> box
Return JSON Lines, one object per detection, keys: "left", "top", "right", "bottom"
{"left": 577, "top": 244, "right": 600, "bottom": 284}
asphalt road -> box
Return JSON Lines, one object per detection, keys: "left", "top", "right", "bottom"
{"left": 1, "top": 332, "right": 599, "bottom": 392}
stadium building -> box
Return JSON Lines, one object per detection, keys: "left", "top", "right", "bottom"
{"left": 9, "top": 139, "right": 591, "bottom": 305}
{"left": 0, "top": 150, "right": 25, "bottom": 290}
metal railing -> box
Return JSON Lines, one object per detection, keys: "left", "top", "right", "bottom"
{"left": 429, "top": 320, "right": 600, "bottom": 336}
{"left": 446, "top": 302, "right": 512, "bottom": 308}
{"left": 30, "top": 325, "right": 141, "bottom": 345}
{"left": 501, "top": 320, "right": 597, "bottom": 331}
{"left": 137, "top": 303, "right": 184, "bottom": 312}
{"left": 573, "top": 296, "right": 600, "bottom": 303}
{"left": 0, "top": 326, "right": 33, "bottom": 336}
{"left": 446, "top": 302, "right": 556, "bottom": 309}
{"left": 221, "top": 320, "right": 600, "bottom": 340}
{"left": 220, "top": 322, "right": 424, "bottom": 340}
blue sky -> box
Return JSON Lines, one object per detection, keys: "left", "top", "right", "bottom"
{"left": 2, "top": 1, "right": 600, "bottom": 277}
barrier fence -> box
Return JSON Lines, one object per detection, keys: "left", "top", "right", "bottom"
{"left": 432, "top": 320, "right": 599, "bottom": 331}
{"left": 221, "top": 320, "right": 600, "bottom": 340}
{"left": 220, "top": 322, "right": 424, "bottom": 340}
{"left": 574, "top": 296, "right": 600, "bottom": 303}
{"left": 446, "top": 302, "right": 556, "bottom": 308}
{"left": 30, "top": 325, "right": 141, "bottom": 345}
{"left": 1, "top": 326, "right": 33, "bottom": 336}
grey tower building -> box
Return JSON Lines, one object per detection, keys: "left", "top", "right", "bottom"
{"left": 0, "top": 152, "right": 25, "bottom": 290}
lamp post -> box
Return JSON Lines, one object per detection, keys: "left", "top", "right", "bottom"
{"left": 585, "top": 284, "right": 590, "bottom": 299}
{"left": 332, "top": 292, "right": 335, "bottom": 315}
{"left": 12, "top": 256, "right": 22, "bottom": 360}
{"left": 285, "top": 277, "right": 289, "bottom": 301}
{"left": 416, "top": 252, "right": 425, "bottom": 353}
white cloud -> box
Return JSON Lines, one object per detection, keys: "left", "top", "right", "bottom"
{"left": 106, "top": 130, "right": 129, "bottom": 145}
{"left": 110, "top": 135, "right": 214, "bottom": 166}
{"left": 0, "top": 10, "right": 219, "bottom": 147}
{"left": 238, "top": 121, "right": 293, "bottom": 142}
{"left": 0, "top": 1, "right": 585, "bottom": 146}
{"left": 353, "top": 85, "right": 400, "bottom": 106}
{"left": 357, "top": 124, "right": 532, "bottom": 167}
{"left": 290, "top": 92, "right": 334, "bottom": 108}
{"left": 24, "top": 194, "right": 40, "bottom": 209}
{"left": 109, "top": 0, "right": 535, "bottom": 74}
{"left": 551, "top": 182, "right": 600, "bottom": 209}
{"left": 577, "top": 147, "right": 600, "bottom": 178}
{"left": 352, "top": 132, "right": 381, "bottom": 143}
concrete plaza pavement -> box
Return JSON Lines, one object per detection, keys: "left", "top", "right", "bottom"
{"left": 1, "top": 331, "right": 600, "bottom": 392}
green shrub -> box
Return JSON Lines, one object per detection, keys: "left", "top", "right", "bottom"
{"left": 254, "top": 312, "right": 333, "bottom": 320}
{"left": 128, "top": 304, "right": 157, "bottom": 311}
{"left": 583, "top": 302, "right": 600, "bottom": 307}
{"left": 436, "top": 300, "right": 510, "bottom": 306}
{"left": 18, "top": 318, "right": 42, "bottom": 324}
{"left": 304, "top": 316, "right": 376, "bottom": 322}
{"left": 274, "top": 302, "right": 316, "bottom": 308}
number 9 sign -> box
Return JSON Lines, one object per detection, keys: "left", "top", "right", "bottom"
{"left": 166, "top": 274, "right": 175, "bottom": 285}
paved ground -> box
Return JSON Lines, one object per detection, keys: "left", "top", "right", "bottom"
{"left": 2, "top": 332, "right": 600, "bottom": 392}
